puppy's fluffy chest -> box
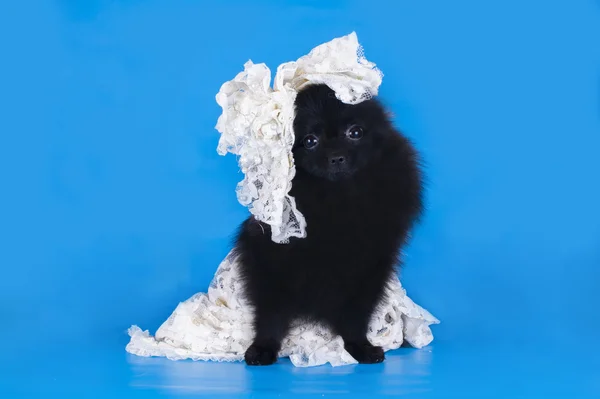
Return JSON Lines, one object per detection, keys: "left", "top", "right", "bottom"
{"left": 293, "top": 174, "right": 405, "bottom": 239}
{"left": 285, "top": 185, "right": 403, "bottom": 273}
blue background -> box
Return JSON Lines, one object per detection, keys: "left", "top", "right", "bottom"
{"left": 1, "top": 0, "right": 599, "bottom": 398}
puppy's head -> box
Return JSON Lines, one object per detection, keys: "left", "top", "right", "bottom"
{"left": 292, "top": 84, "right": 391, "bottom": 181}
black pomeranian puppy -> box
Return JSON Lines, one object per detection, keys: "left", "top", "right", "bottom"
{"left": 234, "top": 84, "right": 423, "bottom": 366}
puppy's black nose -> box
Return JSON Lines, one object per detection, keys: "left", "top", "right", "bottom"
{"left": 329, "top": 155, "right": 346, "bottom": 165}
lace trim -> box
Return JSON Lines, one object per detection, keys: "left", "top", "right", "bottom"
{"left": 214, "top": 32, "right": 383, "bottom": 243}
{"left": 126, "top": 251, "right": 439, "bottom": 367}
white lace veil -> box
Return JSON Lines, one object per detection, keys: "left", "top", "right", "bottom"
{"left": 215, "top": 32, "right": 383, "bottom": 243}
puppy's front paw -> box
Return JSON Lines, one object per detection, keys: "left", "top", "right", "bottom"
{"left": 245, "top": 343, "right": 278, "bottom": 366}
{"left": 345, "top": 342, "right": 385, "bottom": 364}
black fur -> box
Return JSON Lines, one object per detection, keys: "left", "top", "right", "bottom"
{"left": 234, "top": 84, "right": 424, "bottom": 366}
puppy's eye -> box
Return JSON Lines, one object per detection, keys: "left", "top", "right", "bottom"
{"left": 347, "top": 126, "right": 364, "bottom": 140}
{"left": 303, "top": 135, "right": 319, "bottom": 149}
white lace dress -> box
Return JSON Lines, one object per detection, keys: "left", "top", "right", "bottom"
{"left": 126, "top": 251, "right": 439, "bottom": 367}
{"left": 126, "top": 32, "right": 439, "bottom": 367}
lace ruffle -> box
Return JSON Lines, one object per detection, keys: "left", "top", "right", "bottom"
{"left": 126, "top": 251, "right": 439, "bottom": 367}
{"left": 215, "top": 32, "right": 383, "bottom": 243}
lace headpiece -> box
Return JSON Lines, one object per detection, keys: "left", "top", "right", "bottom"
{"left": 215, "top": 32, "right": 383, "bottom": 243}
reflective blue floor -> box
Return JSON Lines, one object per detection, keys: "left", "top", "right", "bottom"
{"left": 3, "top": 341, "right": 600, "bottom": 398}
{"left": 2, "top": 0, "right": 600, "bottom": 398}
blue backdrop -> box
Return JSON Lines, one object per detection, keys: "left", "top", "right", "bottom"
{"left": 1, "top": 1, "right": 599, "bottom": 398}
